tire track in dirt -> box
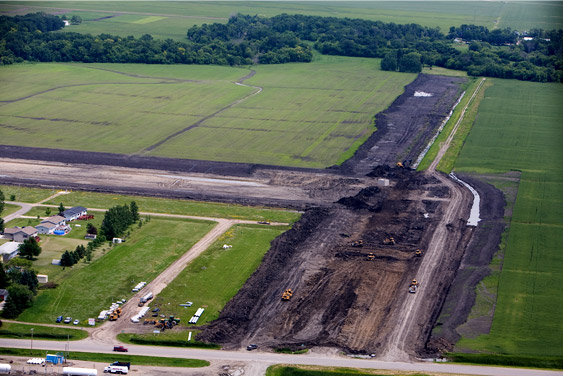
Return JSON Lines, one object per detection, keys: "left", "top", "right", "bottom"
{"left": 141, "top": 70, "right": 262, "bottom": 153}
{"left": 381, "top": 79, "right": 486, "bottom": 361}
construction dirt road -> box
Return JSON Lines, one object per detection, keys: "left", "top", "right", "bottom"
{"left": 0, "top": 74, "right": 505, "bottom": 359}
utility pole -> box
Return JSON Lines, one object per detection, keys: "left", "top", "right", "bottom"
{"left": 30, "top": 328, "right": 34, "bottom": 355}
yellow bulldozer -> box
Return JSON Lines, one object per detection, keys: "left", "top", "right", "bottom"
{"left": 281, "top": 289, "right": 293, "bottom": 301}
{"left": 366, "top": 252, "right": 375, "bottom": 261}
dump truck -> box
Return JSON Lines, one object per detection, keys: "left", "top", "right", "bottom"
{"left": 415, "top": 249, "right": 423, "bottom": 257}
{"left": 351, "top": 239, "right": 363, "bottom": 247}
{"left": 281, "top": 288, "right": 293, "bottom": 301}
{"left": 366, "top": 252, "right": 375, "bottom": 261}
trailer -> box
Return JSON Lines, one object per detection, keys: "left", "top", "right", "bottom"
{"left": 63, "top": 367, "right": 98, "bottom": 376}
{"left": 140, "top": 292, "right": 153, "bottom": 303}
{"left": 0, "top": 364, "right": 11, "bottom": 374}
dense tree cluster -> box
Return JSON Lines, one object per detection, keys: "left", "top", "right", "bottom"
{"left": 18, "top": 237, "right": 41, "bottom": 260}
{"left": 0, "top": 262, "right": 39, "bottom": 319}
{"left": 0, "top": 12, "right": 561, "bottom": 82}
{"left": 100, "top": 202, "right": 138, "bottom": 240}
{"left": 60, "top": 234, "right": 106, "bottom": 267}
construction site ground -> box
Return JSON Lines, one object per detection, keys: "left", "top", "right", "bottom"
{"left": 0, "top": 74, "right": 505, "bottom": 359}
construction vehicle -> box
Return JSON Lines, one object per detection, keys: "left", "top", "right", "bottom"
{"left": 383, "top": 237, "right": 396, "bottom": 245}
{"left": 281, "top": 288, "right": 293, "bottom": 301}
{"left": 108, "top": 307, "right": 122, "bottom": 321}
{"left": 415, "top": 249, "right": 423, "bottom": 257}
{"left": 366, "top": 252, "right": 375, "bottom": 261}
{"left": 396, "top": 162, "right": 404, "bottom": 168}
{"left": 409, "top": 279, "right": 419, "bottom": 293}
{"left": 351, "top": 239, "right": 363, "bottom": 247}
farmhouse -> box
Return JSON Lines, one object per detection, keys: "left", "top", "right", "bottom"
{"left": 41, "top": 215, "right": 66, "bottom": 226}
{"left": 2, "top": 226, "right": 38, "bottom": 242}
{"left": 0, "top": 241, "right": 21, "bottom": 263}
{"left": 62, "top": 206, "right": 87, "bottom": 221}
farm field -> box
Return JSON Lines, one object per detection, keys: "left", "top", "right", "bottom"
{"left": 44, "top": 191, "right": 300, "bottom": 223}
{"left": 147, "top": 55, "right": 415, "bottom": 167}
{"left": 453, "top": 79, "right": 563, "bottom": 356}
{"left": 151, "top": 223, "right": 289, "bottom": 325}
{"left": 1, "top": 1, "right": 561, "bottom": 34}
{"left": 17, "top": 217, "right": 215, "bottom": 324}
{"left": 0, "top": 57, "right": 415, "bottom": 168}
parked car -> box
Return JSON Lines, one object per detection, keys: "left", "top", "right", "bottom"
{"left": 113, "top": 346, "right": 128, "bottom": 352}
{"left": 63, "top": 317, "right": 71, "bottom": 324}
{"left": 246, "top": 344, "right": 258, "bottom": 351}
{"left": 73, "top": 319, "right": 79, "bottom": 325}
{"left": 152, "top": 307, "right": 160, "bottom": 312}
{"left": 56, "top": 315, "right": 63, "bottom": 323}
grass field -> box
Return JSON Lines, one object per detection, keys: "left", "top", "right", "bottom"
{"left": 0, "top": 322, "right": 88, "bottom": 341}
{"left": 1, "top": 203, "right": 20, "bottom": 217}
{"left": 0, "top": 185, "right": 56, "bottom": 203}
{"left": 1, "top": 1, "right": 560, "bottom": 35}
{"left": 0, "top": 57, "right": 414, "bottom": 168}
{"left": 44, "top": 191, "right": 300, "bottom": 223}
{"left": 117, "top": 331, "right": 220, "bottom": 349}
{"left": 18, "top": 218, "right": 215, "bottom": 324}
{"left": 266, "top": 365, "right": 433, "bottom": 376}
{"left": 453, "top": 79, "right": 563, "bottom": 357}
{"left": 151, "top": 224, "right": 288, "bottom": 325}
{"left": 0, "top": 347, "right": 209, "bottom": 367}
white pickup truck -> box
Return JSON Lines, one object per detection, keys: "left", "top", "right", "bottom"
{"left": 103, "top": 365, "right": 128, "bottom": 374}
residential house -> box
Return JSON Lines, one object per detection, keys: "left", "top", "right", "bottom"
{"left": 42, "top": 215, "right": 66, "bottom": 226}
{"left": 2, "top": 226, "right": 38, "bottom": 242}
{"left": 0, "top": 241, "right": 21, "bottom": 263}
{"left": 36, "top": 222, "right": 57, "bottom": 235}
{"left": 61, "top": 206, "right": 87, "bottom": 221}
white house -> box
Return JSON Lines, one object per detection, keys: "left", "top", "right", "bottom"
{"left": 62, "top": 206, "right": 87, "bottom": 221}
{"left": 0, "top": 242, "right": 21, "bottom": 263}
{"left": 36, "top": 222, "right": 57, "bottom": 235}
{"left": 41, "top": 215, "right": 66, "bottom": 226}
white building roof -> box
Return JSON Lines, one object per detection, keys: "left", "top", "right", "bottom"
{"left": 0, "top": 242, "right": 21, "bottom": 255}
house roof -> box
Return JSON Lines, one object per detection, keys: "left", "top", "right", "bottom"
{"left": 42, "top": 215, "right": 65, "bottom": 224}
{"left": 3, "top": 226, "right": 37, "bottom": 236}
{"left": 62, "top": 206, "right": 87, "bottom": 216}
{"left": 36, "top": 222, "right": 57, "bottom": 230}
{"left": 0, "top": 241, "right": 21, "bottom": 255}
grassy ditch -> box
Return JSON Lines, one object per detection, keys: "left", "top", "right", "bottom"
{"left": 45, "top": 191, "right": 300, "bottom": 223}
{"left": 0, "top": 185, "right": 56, "bottom": 203}
{"left": 446, "top": 353, "right": 563, "bottom": 369}
{"left": 0, "top": 347, "right": 209, "bottom": 368}
{"left": 117, "top": 332, "right": 219, "bottom": 350}
{"left": 0, "top": 322, "right": 88, "bottom": 341}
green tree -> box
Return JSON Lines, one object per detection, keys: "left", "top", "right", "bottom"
{"left": 86, "top": 223, "right": 98, "bottom": 235}
{"left": 0, "top": 189, "right": 4, "bottom": 214}
{"left": 101, "top": 204, "right": 133, "bottom": 239}
{"left": 0, "top": 218, "right": 4, "bottom": 233}
{"left": 18, "top": 237, "right": 42, "bottom": 260}
{"left": 19, "top": 269, "right": 38, "bottom": 295}
{"left": 398, "top": 52, "right": 422, "bottom": 73}
{"left": 381, "top": 50, "right": 398, "bottom": 71}
{"left": 58, "top": 203, "right": 65, "bottom": 215}
{"left": 45, "top": 207, "right": 51, "bottom": 216}
{"left": 1, "top": 284, "right": 34, "bottom": 319}
{"left": 130, "top": 201, "right": 139, "bottom": 222}
{"left": 60, "top": 250, "right": 73, "bottom": 267}
{"left": 70, "top": 15, "right": 82, "bottom": 25}
{"left": 9, "top": 194, "right": 15, "bottom": 201}
{"left": 0, "top": 263, "right": 8, "bottom": 289}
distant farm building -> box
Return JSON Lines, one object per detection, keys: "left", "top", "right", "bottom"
{"left": 62, "top": 206, "right": 87, "bottom": 221}
{"left": 3, "top": 226, "right": 38, "bottom": 242}
{"left": 0, "top": 242, "right": 21, "bottom": 263}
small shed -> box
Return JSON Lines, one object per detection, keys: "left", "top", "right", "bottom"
{"left": 377, "top": 178, "right": 390, "bottom": 187}
{"left": 112, "top": 238, "right": 122, "bottom": 244}
{"left": 46, "top": 353, "right": 65, "bottom": 365}
{"left": 37, "top": 274, "right": 48, "bottom": 283}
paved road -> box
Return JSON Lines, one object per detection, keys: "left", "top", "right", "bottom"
{"left": 2, "top": 338, "right": 562, "bottom": 376}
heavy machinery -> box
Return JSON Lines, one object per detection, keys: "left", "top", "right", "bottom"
{"left": 366, "top": 252, "right": 375, "bottom": 261}
{"left": 396, "top": 162, "right": 404, "bottom": 168}
{"left": 108, "top": 307, "right": 122, "bottom": 321}
{"left": 281, "top": 289, "right": 293, "bottom": 301}
{"left": 383, "top": 237, "right": 396, "bottom": 245}
{"left": 409, "top": 279, "right": 419, "bottom": 293}
{"left": 351, "top": 239, "right": 363, "bottom": 247}
{"left": 415, "top": 249, "right": 423, "bottom": 257}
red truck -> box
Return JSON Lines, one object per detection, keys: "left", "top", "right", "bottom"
{"left": 112, "top": 346, "right": 128, "bottom": 352}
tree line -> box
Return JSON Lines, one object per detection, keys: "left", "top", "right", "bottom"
{"left": 0, "top": 12, "right": 561, "bottom": 82}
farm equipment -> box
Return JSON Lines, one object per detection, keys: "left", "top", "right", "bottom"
{"left": 415, "top": 249, "right": 423, "bottom": 257}
{"left": 396, "top": 162, "right": 404, "bottom": 168}
{"left": 366, "top": 252, "right": 375, "bottom": 261}
{"left": 78, "top": 215, "right": 94, "bottom": 220}
{"left": 281, "top": 289, "right": 293, "bottom": 301}
{"left": 351, "top": 239, "right": 363, "bottom": 247}
{"left": 108, "top": 308, "right": 122, "bottom": 321}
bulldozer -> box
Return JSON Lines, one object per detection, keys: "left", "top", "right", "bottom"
{"left": 383, "top": 237, "right": 396, "bottom": 245}
{"left": 415, "top": 249, "right": 423, "bottom": 257}
{"left": 351, "top": 239, "right": 364, "bottom": 247}
{"left": 281, "top": 288, "right": 293, "bottom": 301}
{"left": 366, "top": 252, "right": 375, "bottom": 261}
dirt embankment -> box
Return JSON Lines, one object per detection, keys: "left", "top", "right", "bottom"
{"left": 199, "top": 168, "right": 457, "bottom": 355}
{"left": 426, "top": 173, "right": 506, "bottom": 354}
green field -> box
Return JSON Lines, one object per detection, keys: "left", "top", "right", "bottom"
{"left": 18, "top": 218, "right": 215, "bottom": 324}
{"left": 266, "top": 365, "right": 432, "bottom": 376}
{"left": 453, "top": 79, "right": 563, "bottom": 356}
{"left": 0, "top": 185, "right": 56, "bottom": 203}
{"left": 151, "top": 224, "right": 288, "bottom": 324}
{"left": 44, "top": 191, "right": 300, "bottom": 223}
{"left": 0, "top": 322, "right": 88, "bottom": 341}
{"left": 1, "top": 1, "right": 561, "bottom": 35}
{"left": 0, "top": 57, "right": 414, "bottom": 168}
{"left": 1, "top": 203, "right": 20, "bottom": 217}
